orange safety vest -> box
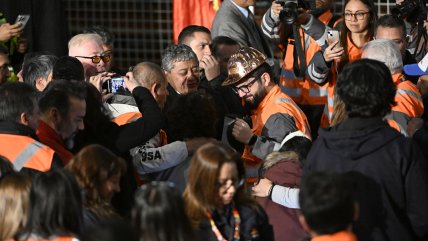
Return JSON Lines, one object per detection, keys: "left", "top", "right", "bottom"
{"left": 386, "top": 73, "right": 424, "bottom": 134}
{"left": 242, "top": 85, "right": 310, "bottom": 181}
{"left": 12, "top": 236, "right": 77, "bottom": 241}
{"left": 0, "top": 134, "right": 54, "bottom": 172}
{"left": 280, "top": 11, "right": 338, "bottom": 106}
{"left": 321, "top": 35, "right": 365, "bottom": 127}
{"left": 112, "top": 112, "right": 142, "bottom": 126}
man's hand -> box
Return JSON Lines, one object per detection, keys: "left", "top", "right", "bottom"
{"left": 232, "top": 118, "right": 253, "bottom": 144}
{"left": 407, "top": 117, "right": 424, "bottom": 137}
{"left": 88, "top": 72, "right": 114, "bottom": 93}
{"left": 0, "top": 23, "right": 23, "bottom": 41}
{"left": 200, "top": 55, "right": 220, "bottom": 81}
{"left": 252, "top": 178, "right": 273, "bottom": 197}
{"left": 271, "top": 1, "right": 283, "bottom": 20}
{"left": 124, "top": 71, "right": 139, "bottom": 93}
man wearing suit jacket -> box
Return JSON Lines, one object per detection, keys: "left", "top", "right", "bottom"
{"left": 211, "top": 0, "right": 274, "bottom": 59}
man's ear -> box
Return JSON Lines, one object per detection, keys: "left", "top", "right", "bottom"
{"left": 19, "top": 112, "right": 31, "bottom": 126}
{"left": 261, "top": 72, "right": 272, "bottom": 87}
{"left": 35, "top": 77, "right": 47, "bottom": 91}
{"left": 150, "top": 83, "right": 159, "bottom": 98}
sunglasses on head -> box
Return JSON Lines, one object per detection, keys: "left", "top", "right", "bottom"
{"left": 75, "top": 51, "right": 111, "bottom": 64}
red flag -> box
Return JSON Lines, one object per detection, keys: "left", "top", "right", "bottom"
{"left": 173, "top": 0, "right": 222, "bottom": 43}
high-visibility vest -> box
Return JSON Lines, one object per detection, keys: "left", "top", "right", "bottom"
{"left": 386, "top": 73, "right": 424, "bottom": 135}
{"left": 280, "top": 11, "right": 337, "bottom": 106}
{"left": 321, "top": 35, "right": 364, "bottom": 127}
{"left": 12, "top": 236, "right": 78, "bottom": 241}
{"left": 0, "top": 134, "right": 54, "bottom": 172}
{"left": 242, "top": 85, "right": 310, "bottom": 182}
{"left": 112, "top": 112, "right": 142, "bottom": 126}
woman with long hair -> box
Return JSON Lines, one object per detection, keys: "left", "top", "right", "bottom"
{"left": 66, "top": 144, "right": 127, "bottom": 227}
{"left": 307, "top": 0, "right": 377, "bottom": 127}
{"left": 0, "top": 173, "right": 31, "bottom": 241}
{"left": 132, "top": 182, "right": 194, "bottom": 241}
{"left": 183, "top": 142, "right": 273, "bottom": 241}
{"left": 18, "top": 170, "right": 82, "bottom": 241}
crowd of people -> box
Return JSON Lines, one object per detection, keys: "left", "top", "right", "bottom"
{"left": 1, "top": 0, "right": 428, "bottom": 240}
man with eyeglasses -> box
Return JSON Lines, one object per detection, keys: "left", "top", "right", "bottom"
{"left": 0, "top": 45, "right": 10, "bottom": 85}
{"left": 224, "top": 47, "right": 310, "bottom": 180}
{"left": 374, "top": 14, "right": 418, "bottom": 84}
{"left": 68, "top": 33, "right": 114, "bottom": 91}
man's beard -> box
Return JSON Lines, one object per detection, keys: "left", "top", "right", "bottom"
{"left": 246, "top": 87, "right": 267, "bottom": 110}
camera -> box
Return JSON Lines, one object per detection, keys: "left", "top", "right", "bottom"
{"left": 106, "top": 76, "right": 129, "bottom": 93}
{"left": 391, "top": 0, "right": 427, "bottom": 22}
{"left": 276, "top": 0, "right": 315, "bottom": 25}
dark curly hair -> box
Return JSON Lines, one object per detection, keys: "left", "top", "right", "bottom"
{"left": 336, "top": 59, "right": 396, "bottom": 118}
{"left": 166, "top": 91, "right": 217, "bottom": 141}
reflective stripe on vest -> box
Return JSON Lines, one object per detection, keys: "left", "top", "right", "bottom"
{"left": 309, "top": 87, "right": 328, "bottom": 97}
{"left": 279, "top": 85, "right": 302, "bottom": 97}
{"left": 396, "top": 88, "right": 423, "bottom": 102}
{"left": 13, "top": 141, "right": 45, "bottom": 171}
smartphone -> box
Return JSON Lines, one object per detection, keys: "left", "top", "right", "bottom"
{"left": 107, "top": 77, "right": 128, "bottom": 93}
{"left": 327, "top": 30, "right": 341, "bottom": 50}
{"left": 15, "top": 15, "right": 30, "bottom": 29}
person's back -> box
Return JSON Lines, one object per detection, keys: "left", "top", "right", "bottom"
{"left": 305, "top": 59, "right": 428, "bottom": 241}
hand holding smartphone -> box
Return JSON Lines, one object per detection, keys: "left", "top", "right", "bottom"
{"left": 14, "top": 15, "right": 30, "bottom": 29}
{"left": 327, "top": 30, "right": 341, "bottom": 50}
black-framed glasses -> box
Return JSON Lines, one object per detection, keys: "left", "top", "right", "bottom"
{"left": 217, "top": 178, "right": 245, "bottom": 190}
{"left": 75, "top": 51, "right": 111, "bottom": 64}
{"left": 232, "top": 74, "right": 262, "bottom": 95}
{"left": 344, "top": 11, "right": 369, "bottom": 21}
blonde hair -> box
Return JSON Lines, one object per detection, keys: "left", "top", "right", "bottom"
{"left": 0, "top": 174, "right": 31, "bottom": 241}
{"left": 68, "top": 33, "right": 103, "bottom": 51}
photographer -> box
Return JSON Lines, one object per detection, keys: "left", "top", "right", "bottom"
{"left": 261, "top": 0, "right": 341, "bottom": 138}
{"left": 393, "top": 0, "right": 428, "bottom": 62}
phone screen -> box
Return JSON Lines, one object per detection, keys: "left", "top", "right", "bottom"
{"left": 108, "top": 77, "right": 128, "bottom": 93}
{"left": 15, "top": 15, "right": 30, "bottom": 28}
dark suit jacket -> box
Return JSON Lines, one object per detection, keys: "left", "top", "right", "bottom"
{"left": 211, "top": 0, "right": 273, "bottom": 58}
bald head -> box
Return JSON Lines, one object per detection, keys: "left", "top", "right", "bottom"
{"left": 133, "top": 62, "right": 169, "bottom": 109}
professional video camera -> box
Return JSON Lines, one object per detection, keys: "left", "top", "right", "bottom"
{"left": 391, "top": 0, "right": 427, "bottom": 22}
{"left": 275, "top": 0, "right": 316, "bottom": 25}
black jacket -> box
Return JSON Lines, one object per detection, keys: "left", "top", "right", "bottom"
{"left": 195, "top": 203, "right": 274, "bottom": 241}
{"left": 305, "top": 117, "right": 428, "bottom": 241}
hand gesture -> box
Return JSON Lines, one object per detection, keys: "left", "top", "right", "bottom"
{"left": 232, "top": 118, "right": 253, "bottom": 144}
{"left": 0, "top": 23, "right": 23, "bottom": 41}
{"left": 200, "top": 55, "right": 220, "bottom": 81}
{"left": 323, "top": 40, "right": 344, "bottom": 62}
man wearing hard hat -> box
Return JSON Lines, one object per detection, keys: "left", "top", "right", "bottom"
{"left": 223, "top": 47, "right": 311, "bottom": 179}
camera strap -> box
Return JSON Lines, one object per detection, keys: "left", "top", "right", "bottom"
{"left": 292, "top": 23, "right": 307, "bottom": 78}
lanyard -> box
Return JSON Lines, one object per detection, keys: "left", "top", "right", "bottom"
{"left": 207, "top": 207, "right": 241, "bottom": 241}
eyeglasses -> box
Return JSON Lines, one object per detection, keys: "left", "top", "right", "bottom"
{"left": 344, "top": 11, "right": 369, "bottom": 21}
{"left": 75, "top": 51, "right": 111, "bottom": 64}
{"left": 217, "top": 178, "right": 244, "bottom": 190}
{"left": 232, "top": 74, "right": 262, "bottom": 95}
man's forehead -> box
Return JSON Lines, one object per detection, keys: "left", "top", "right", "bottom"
{"left": 72, "top": 40, "right": 104, "bottom": 56}
{"left": 171, "top": 60, "right": 198, "bottom": 70}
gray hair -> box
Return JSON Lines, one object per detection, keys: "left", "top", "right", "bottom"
{"left": 161, "top": 44, "right": 198, "bottom": 72}
{"left": 362, "top": 39, "right": 403, "bottom": 74}
{"left": 22, "top": 53, "right": 58, "bottom": 88}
